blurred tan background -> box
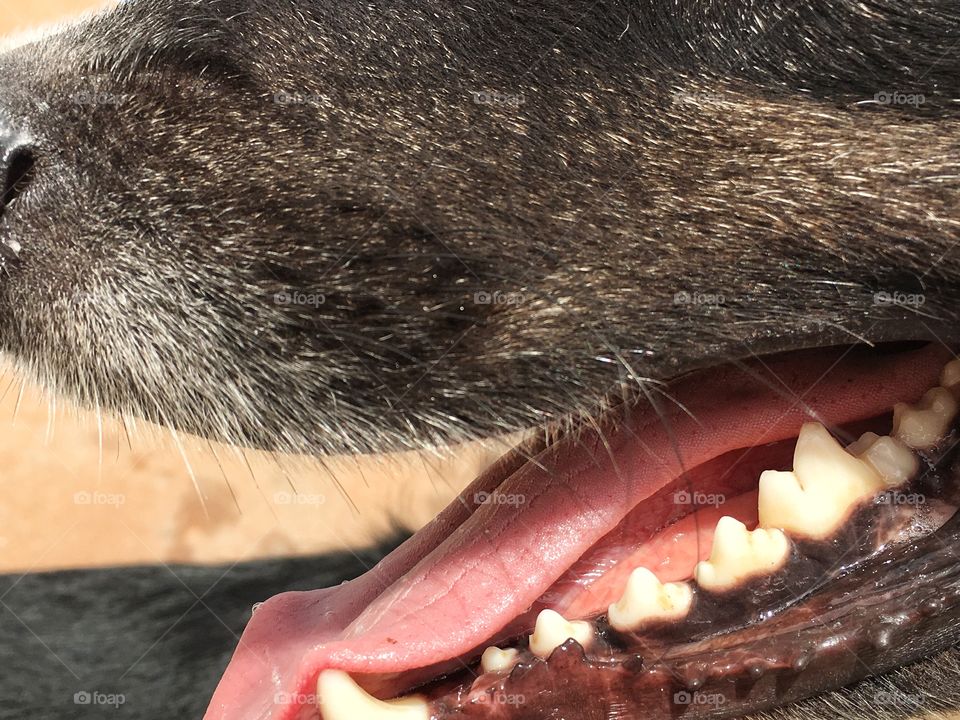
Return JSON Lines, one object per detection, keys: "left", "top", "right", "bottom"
{"left": 0, "top": 0, "right": 502, "bottom": 574}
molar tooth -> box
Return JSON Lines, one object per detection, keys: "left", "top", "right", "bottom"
{"left": 480, "top": 646, "right": 519, "bottom": 673}
{"left": 758, "top": 422, "right": 885, "bottom": 538}
{"left": 607, "top": 567, "right": 693, "bottom": 631}
{"left": 893, "top": 387, "right": 958, "bottom": 450}
{"left": 941, "top": 359, "right": 960, "bottom": 395}
{"left": 317, "top": 670, "right": 428, "bottom": 720}
{"left": 693, "top": 516, "right": 789, "bottom": 592}
{"left": 850, "top": 432, "right": 918, "bottom": 487}
{"left": 529, "top": 609, "right": 593, "bottom": 659}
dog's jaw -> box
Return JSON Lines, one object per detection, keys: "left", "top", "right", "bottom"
{"left": 207, "top": 344, "right": 960, "bottom": 720}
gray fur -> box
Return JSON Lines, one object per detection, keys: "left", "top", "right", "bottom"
{"left": 0, "top": 0, "right": 958, "bottom": 718}
{"left": 0, "top": 0, "right": 958, "bottom": 455}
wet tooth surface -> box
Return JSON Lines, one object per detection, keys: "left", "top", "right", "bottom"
{"left": 480, "top": 647, "right": 519, "bottom": 673}
{"left": 853, "top": 433, "right": 918, "bottom": 486}
{"left": 317, "top": 670, "right": 429, "bottom": 720}
{"left": 529, "top": 609, "right": 593, "bottom": 659}
{"left": 940, "top": 359, "right": 960, "bottom": 395}
{"left": 607, "top": 567, "right": 693, "bottom": 631}
{"left": 694, "top": 516, "right": 789, "bottom": 591}
{"left": 758, "top": 422, "right": 885, "bottom": 538}
{"left": 893, "top": 387, "right": 958, "bottom": 450}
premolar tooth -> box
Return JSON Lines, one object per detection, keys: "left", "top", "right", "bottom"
{"left": 849, "top": 432, "right": 918, "bottom": 486}
{"left": 759, "top": 422, "right": 885, "bottom": 538}
{"left": 529, "top": 609, "right": 593, "bottom": 659}
{"left": 317, "top": 670, "right": 428, "bottom": 720}
{"left": 607, "top": 567, "right": 693, "bottom": 631}
{"left": 693, "top": 516, "right": 789, "bottom": 592}
{"left": 941, "top": 359, "right": 960, "bottom": 395}
{"left": 480, "top": 646, "right": 519, "bottom": 673}
{"left": 893, "top": 387, "right": 958, "bottom": 450}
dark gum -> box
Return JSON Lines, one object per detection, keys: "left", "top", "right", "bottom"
{"left": 422, "top": 418, "right": 960, "bottom": 718}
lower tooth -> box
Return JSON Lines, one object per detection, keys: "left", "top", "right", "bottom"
{"left": 941, "top": 359, "right": 960, "bottom": 395}
{"left": 529, "top": 609, "right": 593, "bottom": 659}
{"left": 607, "top": 567, "right": 693, "bottom": 631}
{"left": 480, "top": 646, "right": 519, "bottom": 673}
{"left": 893, "top": 387, "right": 958, "bottom": 450}
{"left": 758, "top": 422, "right": 885, "bottom": 538}
{"left": 317, "top": 670, "right": 429, "bottom": 720}
{"left": 849, "top": 432, "right": 918, "bottom": 486}
{"left": 694, "top": 516, "right": 789, "bottom": 592}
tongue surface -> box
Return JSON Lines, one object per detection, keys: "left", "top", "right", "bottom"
{"left": 204, "top": 345, "right": 948, "bottom": 720}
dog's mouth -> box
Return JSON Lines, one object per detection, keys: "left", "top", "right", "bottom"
{"left": 205, "top": 342, "right": 960, "bottom": 720}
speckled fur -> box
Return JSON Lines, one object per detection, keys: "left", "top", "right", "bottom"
{"left": 0, "top": 1, "right": 958, "bottom": 718}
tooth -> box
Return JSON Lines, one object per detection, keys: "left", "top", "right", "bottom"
{"left": 893, "top": 387, "right": 958, "bottom": 450}
{"left": 480, "top": 646, "right": 519, "bottom": 673}
{"left": 529, "top": 609, "right": 593, "bottom": 659}
{"left": 759, "top": 422, "right": 885, "bottom": 538}
{"left": 941, "top": 359, "right": 960, "bottom": 395}
{"left": 849, "top": 432, "right": 918, "bottom": 487}
{"left": 317, "top": 670, "right": 429, "bottom": 720}
{"left": 607, "top": 567, "right": 693, "bottom": 631}
{"left": 693, "top": 516, "right": 789, "bottom": 592}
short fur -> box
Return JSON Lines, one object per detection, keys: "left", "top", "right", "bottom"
{"left": 0, "top": 1, "right": 958, "bottom": 718}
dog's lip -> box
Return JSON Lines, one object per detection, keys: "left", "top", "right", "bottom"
{"left": 203, "top": 342, "right": 950, "bottom": 720}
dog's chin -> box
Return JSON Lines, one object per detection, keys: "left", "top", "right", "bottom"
{"left": 197, "top": 340, "right": 960, "bottom": 720}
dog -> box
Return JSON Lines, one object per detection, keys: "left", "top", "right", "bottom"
{"left": 1, "top": 0, "right": 960, "bottom": 718}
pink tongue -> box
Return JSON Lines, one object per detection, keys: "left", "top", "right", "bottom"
{"left": 204, "top": 345, "right": 948, "bottom": 720}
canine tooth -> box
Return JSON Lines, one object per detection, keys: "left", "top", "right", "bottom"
{"left": 480, "top": 646, "right": 519, "bottom": 673}
{"left": 941, "top": 359, "right": 960, "bottom": 395}
{"left": 893, "top": 387, "right": 958, "bottom": 450}
{"left": 759, "top": 423, "right": 885, "bottom": 538}
{"left": 607, "top": 567, "right": 693, "bottom": 631}
{"left": 317, "top": 670, "right": 429, "bottom": 720}
{"left": 529, "top": 609, "right": 592, "bottom": 659}
{"left": 693, "top": 517, "right": 789, "bottom": 592}
{"left": 849, "top": 432, "right": 918, "bottom": 486}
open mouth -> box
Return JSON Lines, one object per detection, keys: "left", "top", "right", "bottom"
{"left": 205, "top": 342, "right": 960, "bottom": 720}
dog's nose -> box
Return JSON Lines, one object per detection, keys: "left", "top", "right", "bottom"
{"left": 0, "top": 130, "right": 35, "bottom": 219}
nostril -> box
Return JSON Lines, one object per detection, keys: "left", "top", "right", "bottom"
{"left": 1, "top": 145, "right": 35, "bottom": 217}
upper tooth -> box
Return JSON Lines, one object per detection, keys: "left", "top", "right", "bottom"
{"left": 317, "top": 670, "right": 428, "bottom": 720}
{"left": 893, "top": 387, "right": 958, "bottom": 450}
{"left": 694, "top": 516, "right": 789, "bottom": 592}
{"left": 529, "top": 609, "right": 593, "bottom": 659}
{"left": 941, "top": 359, "right": 960, "bottom": 395}
{"left": 480, "top": 646, "right": 519, "bottom": 673}
{"left": 607, "top": 567, "right": 693, "bottom": 631}
{"left": 758, "top": 422, "right": 885, "bottom": 538}
{"left": 848, "top": 432, "right": 918, "bottom": 486}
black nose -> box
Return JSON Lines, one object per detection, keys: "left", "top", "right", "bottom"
{"left": 0, "top": 137, "right": 35, "bottom": 219}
